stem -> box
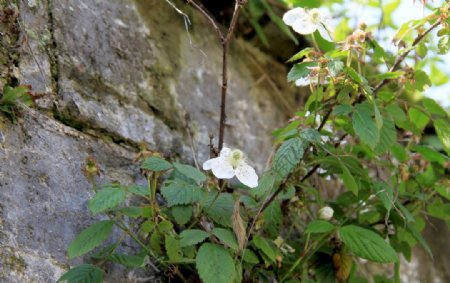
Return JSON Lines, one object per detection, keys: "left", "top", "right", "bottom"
{"left": 311, "top": 32, "right": 320, "bottom": 51}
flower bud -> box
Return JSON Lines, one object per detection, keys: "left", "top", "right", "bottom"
{"left": 318, "top": 206, "right": 334, "bottom": 221}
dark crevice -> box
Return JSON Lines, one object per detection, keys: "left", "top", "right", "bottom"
{"left": 46, "top": 0, "right": 60, "bottom": 96}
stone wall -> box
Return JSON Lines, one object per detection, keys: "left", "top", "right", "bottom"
{"left": 0, "top": 0, "right": 301, "bottom": 281}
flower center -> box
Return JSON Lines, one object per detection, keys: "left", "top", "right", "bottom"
{"left": 309, "top": 9, "right": 321, "bottom": 24}
{"left": 227, "top": 149, "right": 243, "bottom": 168}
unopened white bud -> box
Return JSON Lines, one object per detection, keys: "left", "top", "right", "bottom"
{"left": 318, "top": 206, "right": 334, "bottom": 221}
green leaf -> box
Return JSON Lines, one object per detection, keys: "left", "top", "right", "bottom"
{"left": 412, "top": 145, "right": 448, "bottom": 165}
{"left": 373, "top": 181, "right": 393, "bottom": 211}
{"left": 242, "top": 249, "right": 259, "bottom": 264}
{"left": 196, "top": 243, "right": 236, "bottom": 283}
{"left": 340, "top": 162, "right": 359, "bottom": 195}
{"left": 263, "top": 201, "right": 282, "bottom": 237}
{"left": 127, "top": 185, "right": 149, "bottom": 196}
{"left": 202, "top": 193, "right": 235, "bottom": 227}
{"left": 370, "top": 71, "right": 404, "bottom": 80}
{"left": 108, "top": 253, "right": 147, "bottom": 267}
{"left": 385, "top": 103, "right": 407, "bottom": 125}
{"left": 252, "top": 235, "right": 277, "bottom": 262}
{"left": 405, "top": 224, "right": 432, "bottom": 258}
{"left": 171, "top": 205, "right": 192, "bottom": 225}
{"left": 88, "top": 185, "right": 126, "bottom": 214}
{"left": 408, "top": 108, "right": 429, "bottom": 130}
{"left": 165, "top": 234, "right": 182, "bottom": 261}
{"left": 287, "top": 47, "right": 314, "bottom": 62}
{"left": 305, "top": 220, "right": 335, "bottom": 233}
{"left": 413, "top": 70, "right": 432, "bottom": 92}
{"left": 161, "top": 181, "right": 203, "bottom": 207}
{"left": 333, "top": 104, "right": 353, "bottom": 116}
{"left": 212, "top": 228, "right": 239, "bottom": 251}
{"left": 173, "top": 163, "right": 206, "bottom": 184}
{"left": 68, "top": 220, "right": 114, "bottom": 259}
{"left": 179, "top": 229, "right": 210, "bottom": 247}
{"left": 141, "top": 157, "right": 172, "bottom": 171}
{"left": 437, "top": 35, "right": 450, "bottom": 54}
{"left": 272, "top": 137, "right": 304, "bottom": 179}
{"left": 328, "top": 61, "right": 344, "bottom": 76}
{"left": 352, "top": 103, "right": 379, "bottom": 148}
{"left": 434, "top": 119, "right": 450, "bottom": 155}
{"left": 422, "top": 98, "right": 447, "bottom": 116}
{"left": 374, "top": 119, "right": 396, "bottom": 154}
{"left": 391, "top": 143, "right": 408, "bottom": 163}
{"left": 57, "top": 264, "right": 103, "bottom": 283}
{"left": 340, "top": 225, "right": 398, "bottom": 263}
{"left": 251, "top": 173, "right": 276, "bottom": 199}
{"left": 115, "top": 206, "right": 151, "bottom": 218}
{"left": 287, "top": 62, "right": 317, "bottom": 82}
{"left": 299, "top": 128, "right": 321, "bottom": 144}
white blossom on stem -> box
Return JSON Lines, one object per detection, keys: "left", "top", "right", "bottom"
{"left": 318, "top": 206, "right": 334, "bottom": 221}
{"left": 203, "top": 147, "right": 258, "bottom": 188}
{"left": 283, "top": 7, "right": 334, "bottom": 42}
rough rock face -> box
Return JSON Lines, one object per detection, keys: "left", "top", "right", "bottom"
{"left": 1, "top": 0, "right": 300, "bottom": 281}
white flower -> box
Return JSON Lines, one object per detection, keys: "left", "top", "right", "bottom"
{"left": 318, "top": 206, "right": 334, "bottom": 221}
{"left": 203, "top": 147, "right": 258, "bottom": 188}
{"left": 283, "top": 7, "right": 334, "bottom": 42}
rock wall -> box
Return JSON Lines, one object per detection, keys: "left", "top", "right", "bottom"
{"left": 0, "top": 0, "right": 301, "bottom": 281}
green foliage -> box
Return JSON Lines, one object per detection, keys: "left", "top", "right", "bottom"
{"left": 196, "top": 243, "right": 236, "bottom": 283}
{"left": 57, "top": 264, "right": 103, "bottom": 283}
{"left": 67, "top": 220, "right": 114, "bottom": 259}
{"left": 61, "top": 1, "right": 450, "bottom": 282}
{"left": 0, "top": 85, "right": 33, "bottom": 121}
{"left": 340, "top": 225, "right": 398, "bottom": 263}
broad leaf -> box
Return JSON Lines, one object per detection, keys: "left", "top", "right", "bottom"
{"left": 88, "top": 185, "right": 126, "bottom": 214}
{"left": 57, "top": 264, "right": 103, "bottom": 283}
{"left": 68, "top": 221, "right": 114, "bottom": 259}
{"left": 108, "top": 253, "right": 147, "bottom": 267}
{"left": 287, "top": 62, "right": 317, "bottom": 82}
{"left": 434, "top": 119, "right": 450, "bottom": 155}
{"left": 179, "top": 229, "right": 210, "bottom": 247}
{"left": 272, "top": 137, "right": 304, "bottom": 179}
{"left": 161, "top": 181, "right": 203, "bottom": 207}
{"left": 171, "top": 205, "right": 192, "bottom": 225}
{"left": 165, "top": 234, "right": 182, "bottom": 261}
{"left": 173, "top": 163, "right": 206, "bottom": 184}
{"left": 252, "top": 235, "right": 277, "bottom": 262}
{"left": 141, "top": 157, "right": 172, "bottom": 171}
{"left": 202, "top": 193, "right": 235, "bottom": 227}
{"left": 340, "top": 162, "right": 358, "bottom": 195}
{"left": 373, "top": 181, "right": 393, "bottom": 211}
{"left": 127, "top": 185, "right": 149, "bottom": 196}
{"left": 352, "top": 103, "right": 379, "bottom": 148}
{"left": 263, "top": 201, "right": 282, "bottom": 237}
{"left": 305, "top": 220, "right": 335, "bottom": 233}
{"left": 212, "top": 228, "right": 239, "bottom": 251}
{"left": 196, "top": 243, "right": 236, "bottom": 283}
{"left": 374, "top": 119, "right": 396, "bottom": 154}
{"left": 408, "top": 108, "right": 429, "bottom": 130}
{"left": 340, "top": 225, "right": 398, "bottom": 263}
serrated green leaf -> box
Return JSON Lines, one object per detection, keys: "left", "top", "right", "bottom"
{"left": 352, "top": 103, "right": 379, "bottom": 148}
{"left": 273, "top": 137, "right": 304, "bottom": 179}
{"left": 438, "top": 35, "right": 450, "bottom": 54}
{"left": 340, "top": 162, "right": 358, "bottom": 195}
{"left": 251, "top": 172, "right": 276, "bottom": 199}
{"left": 408, "top": 108, "right": 429, "bottom": 130}
{"left": 202, "top": 193, "right": 235, "bottom": 227}
{"left": 88, "top": 185, "right": 126, "bottom": 214}
{"left": 373, "top": 181, "right": 393, "bottom": 211}
{"left": 171, "top": 205, "right": 192, "bottom": 225}
{"left": 374, "top": 118, "right": 396, "bottom": 154}
{"left": 333, "top": 104, "right": 353, "bottom": 116}
{"left": 434, "top": 118, "right": 450, "bottom": 155}
{"left": 68, "top": 221, "right": 114, "bottom": 259}
{"left": 340, "top": 225, "right": 398, "bottom": 263}
{"left": 391, "top": 143, "right": 408, "bottom": 163}
{"left": 412, "top": 145, "right": 448, "bottom": 165}
{"left": 212, "top": 228, "right": 239, "bottom": 251}
{"left": 141, "top": 157, "right": 172, "bottom": 171}
{"left": 108, "top": 253, "right": 147, "bottom": 267}
{"left": 161, "top": 181, "right": 203, "bottom": 207}
{"left": 127, "top": 185, "right": 149, "bottom": 196}
{"left": 299, "top": 128, "right": 321, "bottom": 144}
{"left": 305, "top": 220, "right": 335, "bottom": 233}
{"left": 252, "top": 235, "right": 277, "bottom": 262}
{"left": 287, "top": 62, "right": 317, "bottom": 82}
{"left": 370, "top": 71, "right": 405, "bottom": 80}
{"left": 263, "top": 201, "right": 282, "bottom": 237}
{"left": 179, "top": 229, "right": 210, "bottom": 247}
{"left": 173, "top": 163, "right": 206, "bottom": 184}
{"left": 242, "top": 249, "right": 259, "bottom": 264}
{"left": 413, "top": 70, "right": 432, "bottom": 92}
{"left": 165, "top": 234, "right": 182, "bottom": 261}
{"left": 287, "top": 47, "right": 314, "bottom": 62}
{"left": 115, "top": 206, "right": 151, "bottom": 218}
{"left": 405, "top": 224, "right": 432, "bottom": 258}
{"left": 385, "top": 103, "right": 407, "bottom": 125}
{"left": 196, "top": 243, "right": 236, "bottom": 283}
{"left": 422, "top": 98, "right": 447, "bottom": 116}
{"left": 57, "top": 264, "right": 103, "bottom": 283}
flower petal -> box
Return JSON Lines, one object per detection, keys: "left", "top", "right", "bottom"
{"left": 204, "top": 157, "right": 234, "bottom": 179}
{"left": 292, "top": 20, "right": 318, "bottom": 35}
{"left": 317, "top": 24, "right": 333, "bottom": 42}
{"left": 295, "top": 77, "right": 311, "bottom": 86}
{"left": 235, "top": 162, "right": 258, "bottom": 188}
{"left": 282, "top": 8, "right": 308, "bottom": 26}
{"left": 203, "top": 157, "right": 220, "bottom": 170}
{"left": 220, "top": 147, "right": 232, "bottom": 158}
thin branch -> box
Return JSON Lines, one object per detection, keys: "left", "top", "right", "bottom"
{"left": 186, "top": 0, "right": 224, "bottom": 41}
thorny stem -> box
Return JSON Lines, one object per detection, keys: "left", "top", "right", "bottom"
{"left": 246, "top": 6, "right": 444, "bottom": 245}
{"left": 187, "top": 0, "right": 247, "bottom": 152}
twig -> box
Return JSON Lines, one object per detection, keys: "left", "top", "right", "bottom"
{"left": 186, "top": 0, "right": 247, "bottom": 151}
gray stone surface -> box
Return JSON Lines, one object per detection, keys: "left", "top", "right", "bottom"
{"left": 1, "top": 0, "right": 299, "bottom": 281}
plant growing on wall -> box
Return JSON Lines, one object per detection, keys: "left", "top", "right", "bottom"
{"left": 58, "top": 0, "right": 450, "bottom": 282}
